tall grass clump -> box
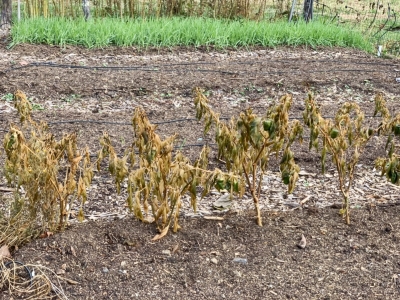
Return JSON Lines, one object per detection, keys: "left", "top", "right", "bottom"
{"left": 10, "top": 17, "right": 374, "bottom": 52}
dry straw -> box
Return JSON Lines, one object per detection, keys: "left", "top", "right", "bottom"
{"left": 1, "top": 259, "right": 69, "bottom": 299}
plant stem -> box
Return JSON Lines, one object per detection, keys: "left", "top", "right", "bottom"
{"left": 344, "top": 193, "right": 350, "bottom": 225}
{"left": 242, "top": 162, "right": 262, "bottom": 226}
{"left": 252, "top": 191, "right": 262, "bottom": 227}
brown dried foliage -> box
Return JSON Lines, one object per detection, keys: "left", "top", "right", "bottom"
{"left": 374, "top": 93, "right": 400, "bottom": 186}
{"left": 1, "top": 91, "right": 93, "bottom": 247}
{"left": 98, "top": 107, "right": 239, "bottom": 239}
{"left": 303, "top": 93, "right": 387, "bottom": 225}
{"left": 194, "top": 88, "right": 302, "bottom": 226}
{"left": 2, "top": 89, "right": 398, "bottom": 247}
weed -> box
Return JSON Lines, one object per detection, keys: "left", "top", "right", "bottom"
{"left": 62, "top": 94, "right": 80, "bottom": 103}
{"left": 1, "top": 93, "right": 13, "bottom": 102}
{"left": 30, "top": 102, "right": 45, "bottom": 111}
{"left": 160, "top": 92, "right": 173, "bottom": 98}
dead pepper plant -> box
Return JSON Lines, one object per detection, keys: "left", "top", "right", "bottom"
{"left": 1, "top": 91, "right": 93, "bottom": 247}
{"left": 194, "top": 88, "right": 302, "bottom": 226}
{"left": 98, "top": 107, "right": 239, "bottom": 240}
{"left": 373, "top": 93, "right": 400, "bottom": 185}
{"left": 303, "top": 93, "right": 385, "bottom": 224}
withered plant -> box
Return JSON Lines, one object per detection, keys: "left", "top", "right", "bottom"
{"left": 303, "top": 93, "right": 386, "bottom": 224}
{"left": 98, "top": 107, "right": 239, "bottom": 240}
{"left": 374, "top": 93, "right": 400, "bottom": 185}
{"left": 194, "top": 88, "right": 302, "bottom": 226}
{"left": 1, "top": 91, "right": 93, "bottom": 247}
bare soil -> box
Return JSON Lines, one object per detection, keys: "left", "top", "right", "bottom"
{"left": 1, "top": 41, "right": 400, "bottom": 299}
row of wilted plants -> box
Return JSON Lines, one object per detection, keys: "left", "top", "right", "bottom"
{"left": 1, "top": 89, "right": 400, "bottom": 246}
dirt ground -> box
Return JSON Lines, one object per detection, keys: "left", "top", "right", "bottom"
{"left": 1, "top": 40, "right": 400, "bottom": 299}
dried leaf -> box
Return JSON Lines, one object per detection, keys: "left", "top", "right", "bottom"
{"left": 39, "top": 231, "right": 54, "bottom": 239}
{"left": 152, "top": 226, "right": 170, "bottom": 241}
{"left": 70, "top": 246, "right": 77, "bottom": 257}
{"left": 0, "top": 245, "right": 11, "bottom": 260}
{"left": 300, "top": 195, "right": 311, "bottom": 205}
{"left": 72, "top": 155, "right": 83, "bottom": 165}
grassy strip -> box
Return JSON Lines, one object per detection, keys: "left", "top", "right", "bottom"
{"left": 10, "top": 17, "right": 374, "bottom": 51}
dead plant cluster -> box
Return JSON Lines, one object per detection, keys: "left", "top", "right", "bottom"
{"left": 0, "top": 89, "right": 399, "bottom": 249}
{"left": 1, "top": 91, "right": 93, "bottom": 247}
{"left": 194, "top": 88, "right": 302, "bottom": 226}
{"left": 374, "top": 93, "right": 400, "bottom": 186}
{"left": 98, "top": 107, "right": 239, "bottom": 239}
{"left": 303, "top": 93, "right": 386, "bottom": 224}
{"left": 196, "top": 89, "right": 399, "bottom": 226}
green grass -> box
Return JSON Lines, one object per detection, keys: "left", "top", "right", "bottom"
{"left": 10, "top": 17, "right": 374, "bottom": 52}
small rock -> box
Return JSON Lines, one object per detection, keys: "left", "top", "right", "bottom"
{"left": 162, "top": 250, "right": 171, "bottom": 256}
{"left": 232, "top": 257, "right": 248, "bottom": 264}
{"left": 120, "top": 261, "right": 127, "bottom": 269}
{"left": 102, "top": 267, "right": 109, "bottom": 273}
{"left": 210, "top": 258, "right": 218, "bottom": 264}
